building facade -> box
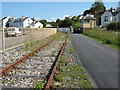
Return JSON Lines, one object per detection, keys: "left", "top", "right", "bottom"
{"left": 2, "top": 16, "right": 43, "bottom": 28}
{"left": 101, "top": 2, "right": 120, "bottom": 26}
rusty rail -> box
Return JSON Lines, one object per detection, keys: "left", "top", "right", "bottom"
{"left": 45, "top": 39, "right": 67, "bottom": 89}
{"left": 0, "top": 40, "right": 52, "bottom": 76}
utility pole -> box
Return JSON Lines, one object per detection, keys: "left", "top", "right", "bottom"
{"left": 2, "top": 23, "right": 5, "bottom": 54}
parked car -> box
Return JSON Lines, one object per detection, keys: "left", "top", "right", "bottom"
{"left": 7, "top": 27, "right": 22, "bottom": 37}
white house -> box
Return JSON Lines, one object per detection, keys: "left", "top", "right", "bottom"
{"left": 45, "top": 24, "right": 52, "bottom": 27}
{"left": 101, "top": 2, "right": 120, "bottom": 26}
{"left": 1, "top": 16, "right": 43, "bottom": 28}
{"left": 30, "top": 21, "right": 43, "bottom": 28}
{"left": 0, "top": 20, "right": 2, "bottom": 28}
{"left": 2, "top": 16, "right": 10, "bottom": 28}
{"left": 8, "top": 16, "right": 33, "bottom": 28}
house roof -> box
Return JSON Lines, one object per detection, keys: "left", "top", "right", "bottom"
{"left": 83, "top": 16, "right": 96, "bottom": 20}
{"left": 2, "top": 17, "right": 7, "bottom": 20}
{"left": 30, "top": 21, "right": 38, "bottom": 25}
{"left": 2, "top": 16, "right": 10, "bottom": 20}
{"left": 45, "top": 24, "right": 52, "bottom": 27}
{"left": 30, "top": 21, "right": 43, "bottom": 26}
{"left": 9, "top": 17, "right": 29, "bottom": 23}
{"left": 111, "top": 11, "right": 120, "bottom": 16}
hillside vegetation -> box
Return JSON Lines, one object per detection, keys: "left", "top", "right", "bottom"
{"left": 83, "top": 28, "right": 119, "bottom": 50}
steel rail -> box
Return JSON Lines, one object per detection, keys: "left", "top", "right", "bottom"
{"left": 45, "top": 39, "right": 67, "bottom": 89}
{"left": 0, "top": 40, "right": 52, "bottom": 76}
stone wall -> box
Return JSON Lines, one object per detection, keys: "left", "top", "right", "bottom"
{"left": 0, "top": 28, "right": 57, "bottom": 52}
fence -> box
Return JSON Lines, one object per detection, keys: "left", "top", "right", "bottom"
{"left": 57, "top": 28, "right": 71, "bottom": 32}
{"left": 0, "top": 28, "right": 57, "bottom": 52}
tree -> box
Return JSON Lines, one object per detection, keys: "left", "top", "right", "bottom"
{"left": 83, "top": 10, "right": 90, "bottom": 16}
{"left": 31, "top": 18, "right": 35, "bottom": 21}
{"left": 48, "top": 21, "right": 57, "bottom": 27}
{"left": 60, "top": 18, "right": 73, "bottom": 27}
{"left": 71, "top": 16, "right": 80, "bottom": 22}
{"left": 74, "top": 22, "right": 81, "bottom": 30}
{"left": 90, "top": 0, "right": 106, "bottom": 25}
{"left": 83, "top": 0, "right": 106, "bottom": 25}
{"left": 40, "top": 19, "right": 47, "bottom": 27}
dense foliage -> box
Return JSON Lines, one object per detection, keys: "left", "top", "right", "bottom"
{"left": 106, "top": 22, "right": 120, "bottom": 31}
{"left": 83, "top": 1, "right": 106, "bottom": 25}
{"left": 40, "top": 19, "right": 47, "bottom": 27}
{"left": 83, "top": 28, "right": 119, "bottom": 48}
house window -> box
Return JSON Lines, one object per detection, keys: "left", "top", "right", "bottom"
{"left": 28, "top": 19, "right": 30, "bottom": 24}
{"left": 83, "top": 20, "right": 90, "bottom": 23}
{"left": 119, "top": 16, "right": 120, "bottom": 22}
{"left": 114, "top": 17, "right": 116, "bottom": 22}
{"left": 104, "top": 16, "right": 109, "bottom": 22}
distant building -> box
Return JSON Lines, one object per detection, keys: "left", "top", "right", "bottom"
{"left": 78, "top": 15, "right": 84, "bottom": 20}
{"left": 81, "top": 15, "right": 96, "bottom": 32}
{"left": 101, "top": 1, "right": 120, "bottom": 26}
{"left": 1, "top": 16, "right": 43, "bottom": 28}
{"left": 45, "top": 24, "right": 52, "bottom": 27}
{"left": 9, "top": 16, "right": 33, "bottom": 28}
{"left": 30, "top": 21, "right": 43, "bottom": 28}
{"left": 2, "top": 16, "right": 10, "bottom": 28}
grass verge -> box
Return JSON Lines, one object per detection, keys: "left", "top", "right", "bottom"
{"left": 82, "top": 28, "right": 120, "bottom": 50}
{"left": 33, "top": 32, "right": 67, "bottom": 88}
{"left": 54, "top": 34, "right": 95, "bottom": 88}
{"left": 22, "top": 32, "right": 66, "bottom": 52}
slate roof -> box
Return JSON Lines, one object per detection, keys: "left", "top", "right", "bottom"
{"left": 2, "top": 17, "right": 8, "bottom": 20}
{"left": 3, "top": 17, "right": 29, "bottom": 22}
{"left": 111, "top": 11, "right": 120, "bottom": 16}
{"left": 83, "top": 16, "right": 96, "bottom": 20}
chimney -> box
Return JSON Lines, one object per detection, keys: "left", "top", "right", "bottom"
{"left": 110, "top": 7, "right": 115, "bottom": 12}
{"left": 12, "top": 17, "right": 16, "bottom": 19}
{"left": 7, "top": 16, "right": 10, "bottom": 18}
{"left": 21, "top": 16, "right": 25, "bottom": 19}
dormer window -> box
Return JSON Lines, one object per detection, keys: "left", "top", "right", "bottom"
{"left": 104, "top": 16, "right": 109, "bottom": 22}
{"left": 114, "top": 17, "right": 116, "bottom": 22}
{"left": 119, "top": 15, "right": 120, "bottom": 22}
{"left": 83, "top": 20, "right": 90, "bottom": 23}
{"left": 28, "top": 19, "right": 30, "bottom": 24}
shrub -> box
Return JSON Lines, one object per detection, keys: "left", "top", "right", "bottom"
{"left": 106, "top": 22, "right": 120, "bottom": 31}
{"left": 83, "top": 28, "right": 119, "bottom": 47}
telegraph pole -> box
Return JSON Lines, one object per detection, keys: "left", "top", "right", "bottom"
{"left": 2, "top": 24, "right": 5, "bottom": 53}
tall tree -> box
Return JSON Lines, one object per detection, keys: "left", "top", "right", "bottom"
{"left": 40, "top": 19, "right": 47, "bottom": 27}
{"left": 90, "top": 0, "right": 106, "bottom": 25}
{"left": 83, "top": 0, "right": 106, "bottom": 25}
{"left": 60, "top": 18, "right": 73, "bottom": 27}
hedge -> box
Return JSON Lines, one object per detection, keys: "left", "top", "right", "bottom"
{"left": 106, "top": 22, "right": 120, "bottom": 31}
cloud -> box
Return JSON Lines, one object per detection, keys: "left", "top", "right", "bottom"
{"left": 35, "top": 17, "right": 41, "bottom": 20}
{"left": 47, "top": 17, "right": 57, "bottom": 22}
{"left": 61, "top": 15, "right": 69, "bottom": 20}
{"left": 47, "top": 15, "right": 70, "bottom": 22}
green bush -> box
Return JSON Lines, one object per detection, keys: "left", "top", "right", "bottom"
{"left": 83, "top": 28, "right": 119, "bottom": 47}
{"left": 106, "top": 22, "right": 120, "bottom": 31}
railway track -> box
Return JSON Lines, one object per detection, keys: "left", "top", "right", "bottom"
{"left": 0, "top": 38, "right": 67, "bottom": 88}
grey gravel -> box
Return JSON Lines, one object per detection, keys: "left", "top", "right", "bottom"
{"left": 1, "top": 40, "right": 63, "bottom": 88}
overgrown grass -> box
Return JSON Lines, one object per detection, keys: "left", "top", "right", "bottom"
{"left": 54, "top": 46, "right": 94, "bottom": 88}
{"left": 83, "top": 28, "right": 120, "bottom": 50}
{"left": 33, "top": 32, "right": 67, "bottom": 88}
{"left": 23, "top": 32, "right": 66, "bottom": 52}
{"left": 34, "top": 80, "right": 46, "bottom": 88}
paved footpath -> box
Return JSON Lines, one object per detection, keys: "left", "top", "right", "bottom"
{"left": 71, "top": 34, "right": 118, "bottom": 88}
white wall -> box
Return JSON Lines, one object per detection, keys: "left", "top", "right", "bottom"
{"left": 34, "top": 22, "right": 43, "bottom": 28}
{"left": 2, "top": 17, "right": 9, "bottom": 27}
{"left": 23, "top": 18, "right": 33, "bottom": 28}
{"left": 116, "top": 12, "right": 120, "bottom": 22}
{"left": 101, "top": 12, "right": 113, "bottom": 26}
